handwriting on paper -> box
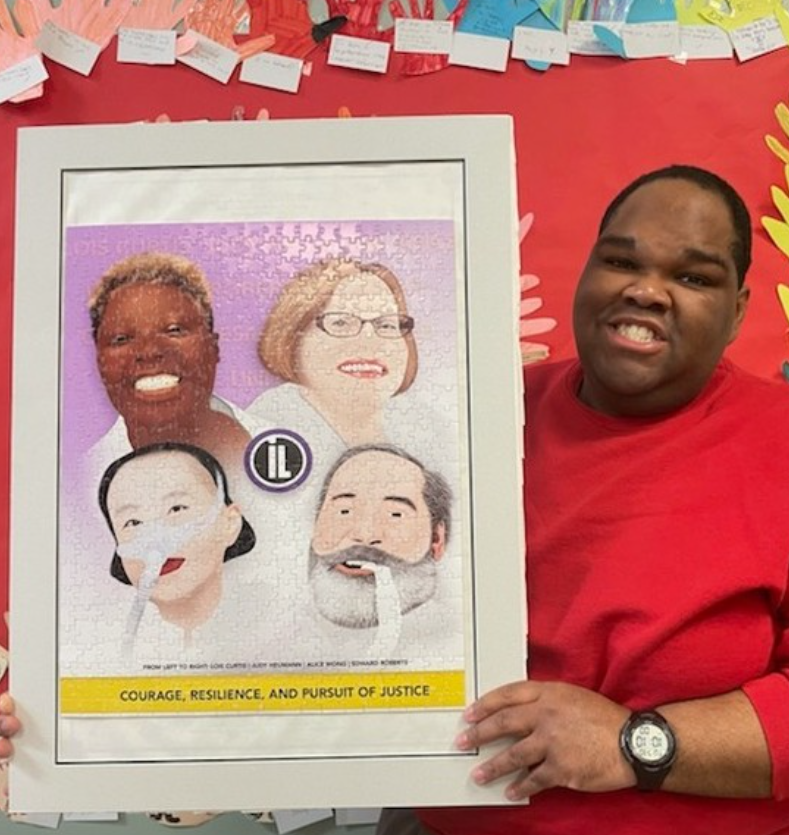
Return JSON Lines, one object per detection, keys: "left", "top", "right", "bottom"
{"left": 728, "top": 15, "right": 784, "bottom": 61}
{"left": 678, "top": 23, "right": 733, "bottom": 57}
{"left": 622, "top": 20, "right": 680, "bottom": 56}
{"left": 0, "top": 54, "right": 48, "bottom": 104}
{"left": 328, "top": 34, "right": 391, "bottom": 73}
{"left": 567, "top": 20, "right": 620, "bottom": 54}
{"left": 457, "top": 0, "right": 537, "bottom": 38}
{"left": 240, "top": 52, "right": 304, "bottom": 93}
{"left": 394, "top": 18, "right": 454, "bottom": 53}
{"left": 117, "top": 28, "right": 177, "bottom": 64}
{"left": 512, "top": 24, "right": 570, "bottom": 64}
{"left": 176, "top": 29, "right": 239, "bottom": 82}
{"left": 36, "top": 20, "right": 101, "bottom": 75}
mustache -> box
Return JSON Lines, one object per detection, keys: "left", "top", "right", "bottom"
{"left": 314, "top": 544, "right": 405, "bottom": 572}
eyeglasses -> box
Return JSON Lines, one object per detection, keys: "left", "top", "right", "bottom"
{"left": 315, "top": 312, "right": 415, "bottom": 339}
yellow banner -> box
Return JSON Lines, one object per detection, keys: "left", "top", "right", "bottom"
{"left": 60, "top": 670, "right": 466, "bottom": 715}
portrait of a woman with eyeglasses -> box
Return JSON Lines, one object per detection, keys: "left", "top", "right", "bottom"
{"left": 247, "top": 258, "right": 420, "bottom": 448}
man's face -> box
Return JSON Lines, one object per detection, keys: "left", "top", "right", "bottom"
{"left": 309, "top": 450, "right": 446, "bottom": 628}
{"left": 572, "top": 179, "right": 749, "bottom": 417}
{"left": 107, "top": 451, "right": 241, "bottom": 607}
{"left": 95, "top": 284, "right": 219, "bottom": 432}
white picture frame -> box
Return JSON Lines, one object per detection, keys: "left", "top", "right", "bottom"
{"left": 11, "top": 115, "right": 525, "bottom": 812}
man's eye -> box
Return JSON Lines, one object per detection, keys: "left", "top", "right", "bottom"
{"left": 165, "top": 324, "right": 185, "bottom": 336}
{"left": 390, "top": 511, "right": 403, "bottom": 519}
{"left": 122, "top": 518, "right": 142, "bottom": 529}
{"left": 605, "top": 257, "right": 638, "bottom": 270}
{"left": 168, "top": 504, "right": 189, "bottom": 515}
{"left": 678, "top": 274, "right": 709, "bottom": 287}
{"left": 338, "top": 508, "right": 351, "bottom": 516}
{"left": 109, "top": 334, "right": 130, "bottom": 346}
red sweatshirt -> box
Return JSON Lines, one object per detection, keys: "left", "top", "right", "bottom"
{"left": 419, "top": 359, "right": 789, "bottom": 835}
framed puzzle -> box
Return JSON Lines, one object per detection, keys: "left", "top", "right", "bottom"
{"left": 10, "top": 116, "right": 525, "bottom": 812}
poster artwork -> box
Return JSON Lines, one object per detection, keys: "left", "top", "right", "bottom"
{"left": 59, "top": 194, "right": 469, "bottom": 753}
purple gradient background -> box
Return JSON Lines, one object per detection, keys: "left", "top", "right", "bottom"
{"left": 61, "top": 220, "right": 459, "bottom": 469}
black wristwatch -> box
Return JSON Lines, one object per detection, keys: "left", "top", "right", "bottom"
{"left": 619, "top": 709, "right": 677, "bottom": 791}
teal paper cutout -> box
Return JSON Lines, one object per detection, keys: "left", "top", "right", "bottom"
{"left": 593, "top": 22, "right": 627, "bottom": 52}
{"left": 457, "top": 0, "right": 540, "bottom": 38}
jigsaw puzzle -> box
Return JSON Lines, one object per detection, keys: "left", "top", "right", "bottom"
{"left": 58, "top": 210, "right": 469, "bottom": 758}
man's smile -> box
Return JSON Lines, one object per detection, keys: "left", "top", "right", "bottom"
{"left": 606, "top": 316, "right": 667, "bottom": 353}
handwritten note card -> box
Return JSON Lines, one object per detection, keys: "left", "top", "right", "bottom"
{"left": 117, "top": 28, "right": 177, "bottom": 65}
{"left": 328, "top": 34, "right": 391, "bottom": 73}
{"left": 36, "top": 20, "right": 101, "bottom": 76}
{"left": 567, "top": 20, "right": 620, "bottom": 54}
{"left": 177, "top": 30, "right": 239, "bottom": 83}
{"left": 728, "top": 15, "right": 784, "bottom": 61}
{"left": 240, "top": 52, "right": 304, "bottom": 93}
{"left": 394, "top": 18, "right": 454, "bottom": 53}
{"left": 512, "top": 24, "right": 570, "bottom": 64}
{"left": 622, "top": 21, "right": 680, "bottom": 56}
{"left": 0, "top": 55, "right": 48, "bottom": 105}
{"left": 449, "top": 31, "right": 510, "bottom": 71}
{"left": 678, "top": 24, "right": 733, "bottom": 58}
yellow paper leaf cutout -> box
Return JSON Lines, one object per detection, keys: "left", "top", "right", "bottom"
{"left": 772, "top": 185, "right": 789, "bottom": 223}
{"left": 763, "top": 215, "right": 789, "bottom": 260}
{"left": 767, "top": 134, "right": 789, "bottom": 164}
{"left": 777, "top": 284, "right": 789, "bottom": 323}
{"left": 777, "top": 102, "right": 789, "bottom": 138}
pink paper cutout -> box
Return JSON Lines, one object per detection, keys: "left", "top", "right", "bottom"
{"left": 122, "top": 0, "right": 195, "bottom": 32}
{"left": 518, "top": 212, "right": 557, "bottom": 365}
{"left": 14, "top": 0, "right": 133, "bottom": 46}
{"left": 0, "top": 27, "right": 45, "bottom": 103}
{"left": 184, "top": 0, "right": 249, "bottom": 50}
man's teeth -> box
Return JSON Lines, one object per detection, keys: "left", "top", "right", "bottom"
{"left": 135, "top": 374, "right": 180, "bottom": 392}
{"left": 616, "top": 324, "right": 658, "bottom": 343}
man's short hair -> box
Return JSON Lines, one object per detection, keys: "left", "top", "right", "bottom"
{"left": 316, "top": 444, "right": 452, "bottom": 543}
{"left": 599, "top": 165, "right": 752, "bottom": 288}
{"left": 259, "top": 258, "right": 419, "bottom": 395}
{"left": 88, "top": 252, "right": 215, "bottom": 340}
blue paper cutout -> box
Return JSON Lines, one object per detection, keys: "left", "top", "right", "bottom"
{"left": 457, "top": 0, "right": 540, "bottom": 38}
{"left": 627, "top": 0, "right": 676, "bottom": 22}
{"left": 593, "top": 22, "right": 627, "bottom": 53}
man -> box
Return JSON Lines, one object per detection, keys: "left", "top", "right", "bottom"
{"left": 384, "top": 166, "right": 789, "bottom": 834}
{"left": 309, "top": 444, "right": 451, "bottom": 630}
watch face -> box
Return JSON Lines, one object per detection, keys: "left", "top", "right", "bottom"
{"left": 629, "top": 721, "right": 669, "bottom": 763}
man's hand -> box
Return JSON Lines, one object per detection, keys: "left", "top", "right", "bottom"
{"left": 457, "top": 681, "right": 635, "bottom": 801}
{"left": 0, "top": 694, "right": 21, "bottom": 760}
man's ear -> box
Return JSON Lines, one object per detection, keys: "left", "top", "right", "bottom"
{"left": 430, "top": 523, "right": 446, "bottom": 560}
{"left": 727, "top": 286, "right": 750, "bottom": 344}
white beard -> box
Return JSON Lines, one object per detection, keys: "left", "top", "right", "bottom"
{"left": 308, "top": 544, "right": 438, "bottom": 629}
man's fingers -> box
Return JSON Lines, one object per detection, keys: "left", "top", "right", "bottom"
{"left": 0, "top": 715, "right": 20, "bottom": 739}
{"left": 459, "top": 704, "right": 536, "bottom": 750}
{"left": 505, "top": 762, "right": 556, "bottom": 801}
{"left": 471, "top": 736, "right": 544, "bottom": 786}
{"left": 0, "top": 693, "right": 14, "bottom": 716}
{"left": 465, "top": 681, "right": 539, "bottom": 723}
